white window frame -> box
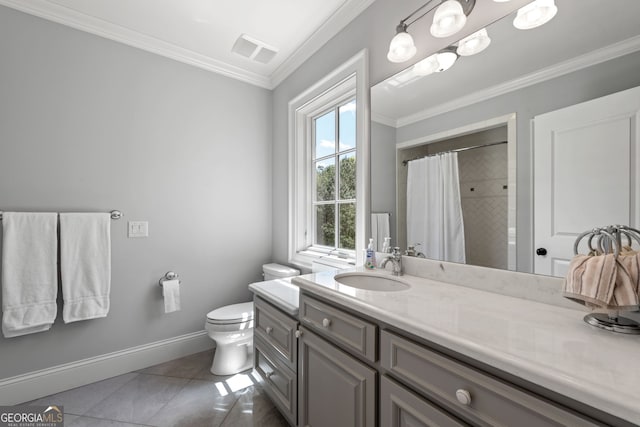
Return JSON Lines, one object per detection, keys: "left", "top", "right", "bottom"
{"left": 288, "top": 50, "right": 370, "bottom": 270}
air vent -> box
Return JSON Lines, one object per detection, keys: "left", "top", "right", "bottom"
{"left": 232, "top": 34, "right": 278, "bottom": 64}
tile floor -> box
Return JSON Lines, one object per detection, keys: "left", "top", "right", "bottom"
{"left": 24, "top": 350, "right": 289, "bottom": 427}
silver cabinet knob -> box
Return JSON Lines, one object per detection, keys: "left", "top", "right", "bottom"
{"left": 265, "top": 326, "right": 273, "bottom": 335}
{"left": 295, "top": 330, "right": 302, "bottom": 338}
{"left": 265, "top": 371, "right": 274, "bottom": 379}
{"left": 455, "top": 389, "right": 472, "bottom": 406}
{"left": 322, "top": 318, "right": 331, "bottom": 328}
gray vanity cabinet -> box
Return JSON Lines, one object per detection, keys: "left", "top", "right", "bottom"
{"left": 299, "top": 294, "right": 376, "bottom": 362}
{"left": 253, "top": 296, "right": 299, "bottom": 426}
{"left": 380, "top": 330, "right": 601, "bottom": 427}
{"left": 298, "top": 326, "right": 376, "bottom": 427}
{"left": 380, "top": 375, "right": 468, "bottom": 427}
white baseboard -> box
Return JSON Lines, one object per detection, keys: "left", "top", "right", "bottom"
{"left": 0, "top": 330, "right": 214, "bottom": 405}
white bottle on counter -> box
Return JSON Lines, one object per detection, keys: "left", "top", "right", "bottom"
{"left": 365, "top": 238, "right": 377, "bottom": 269}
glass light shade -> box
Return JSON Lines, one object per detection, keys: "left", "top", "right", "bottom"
{"left": 413, "top": 55, "right": 440, "bottom": 76}
{"left": 431, "top": 0, "right": 467, "bottom": 38}
{"left": 513, "top": 0, "right": 558, "bottom": 30}
{"left": 435, "top": 51, "right": 458, "bottom": 72}
{"left": 456, "top": 28, "right": 491, "bottom": 56}
{"left": 387, "top": 31, "right": 417, "bottom": 63}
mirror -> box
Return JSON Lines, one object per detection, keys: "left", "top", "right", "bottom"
{"left": 370, "top": 0, "right": 640, "bottom": 274}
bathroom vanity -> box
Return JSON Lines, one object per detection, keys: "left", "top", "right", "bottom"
{"left": 251, "top": 260, "right": 640, "bottom": 427}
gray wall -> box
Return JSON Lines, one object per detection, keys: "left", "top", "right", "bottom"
{"left": 395, "top": 51, "right": 640, "bottom": 272}
{"left": 371, "top": 121, "right": 396, "bottom": 244}
{"left": 0, "top": 6, "right": 272, "bottom": 379}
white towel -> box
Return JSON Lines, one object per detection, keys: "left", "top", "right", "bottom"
{"left": 2, "top": 212, "right": 58, "bottom": 338}
{"left": 59, "top": 213, "right": 111, "bottom": 323}
{"left": 371, "top": 213, "right": 390, "bottom": 251}
{"left": 162, "top": 279, "right": 181, "bottom": 313}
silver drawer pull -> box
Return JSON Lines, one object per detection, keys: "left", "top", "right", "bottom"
{"left": 265, "top": 371, "right": 274, "bottom": 379}
{"left": 322, "top": 318, "right": 331, "bottom": 328}
{"left": 456, "top": 389, "right": 472, "bottom": 406}
{"left": 295, "top": 330, "right": 302, "bottom": 338}
{"left": 265, "top": 326, "right": 273, "bottom": 335}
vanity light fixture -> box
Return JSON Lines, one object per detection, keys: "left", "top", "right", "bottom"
{"left": 388, "top": 23, "right": 418, "bottom": 63}
{"left": 513, "top": 0, "right": 558, "bottom": 30}
{"left": 387, "top": 0, "right": 476, "bottom": 63}
{"left": 431, "top": 0, "right": 468, "bottom": 38}
{"left": 456, "top": 28, "right": 491, "bottom": 56}
{"left": 413, "top": 47, "right": 459, "bottom": 76}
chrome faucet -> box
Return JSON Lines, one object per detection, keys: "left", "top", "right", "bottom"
{"left": 405, "top": 243, "right": 425, "bottom": 258}
{"left": 380, "top": 247, "right": 403, "bottom": 276}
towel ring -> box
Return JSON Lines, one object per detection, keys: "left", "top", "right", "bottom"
{"left": 159, "top": 271, "right": 180, "bottom": 288}
{"left": 574, "top": 228, "right": 623, "bottom": 257}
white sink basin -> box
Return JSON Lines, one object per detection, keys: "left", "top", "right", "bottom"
{"left": 334, "top": 272, "right": 410, "bottom": 292}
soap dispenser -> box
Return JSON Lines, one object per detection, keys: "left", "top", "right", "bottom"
{"left": 382, "top": 237, "right": 391, "bottom": 253}
{"left": 365, "top": 238, "right": 377, "bottom": 269}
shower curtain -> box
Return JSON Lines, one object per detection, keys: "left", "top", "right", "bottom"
{"left": 407, "top": 152, "right": 466, "bottom": 263}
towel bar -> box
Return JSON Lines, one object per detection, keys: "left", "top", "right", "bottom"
{"left": 0, "top": 210, "right": 123, "bottom": 221}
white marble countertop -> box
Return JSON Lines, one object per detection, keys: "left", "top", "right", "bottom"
{"left": 292, "top": 268, "right": 640, "bottom": 425}
{"left": 249, "top": 278, "right": 299, "bottom": 316}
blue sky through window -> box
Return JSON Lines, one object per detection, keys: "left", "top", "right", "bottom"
{"left": 315, "top": 110, "right": 335, "bottom": 159}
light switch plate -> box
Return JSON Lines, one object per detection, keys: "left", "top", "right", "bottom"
{"left": 128, "top": 221, "right": 149, "bottom": 238}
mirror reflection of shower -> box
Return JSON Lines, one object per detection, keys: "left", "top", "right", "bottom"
{"left": 399, "top": 126, "right": 508, "bottom": 270}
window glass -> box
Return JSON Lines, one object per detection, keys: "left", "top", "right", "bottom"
{"left": 315, "top": 110, "right": 335, "bottom": 159}
{"left": 311, "top": 98, "right": 356, "bottom": 251}
{"left": 338, "top": 100, "right": 356, "bottom": 151}
{"left": 315, "top": 158, "right": 335, "bottom": 201}
{"left": 338, "top": 203, "right": 356, "bottom": 250}
{"left": 315, "top": 204, "right": 335, "bottom": 247}
{"left": 339, "top": 152, "right": 356, "bottom": 200}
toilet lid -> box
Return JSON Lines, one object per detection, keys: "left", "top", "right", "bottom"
{"left": 206, "top": 302, "right": 254, "bottom": 324}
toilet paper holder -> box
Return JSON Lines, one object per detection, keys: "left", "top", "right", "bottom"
{"left": 159, "top": 271, "right": 180, "bottom": 287}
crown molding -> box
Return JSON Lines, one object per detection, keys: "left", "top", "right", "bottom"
{"left": 269, "top": 0, "right": 377, "bottom": 89}
{"left": 0, "top": 0, "right": 375, "bottom": 90}
{"left": 371, "top": 112, "right": 397, "bottom": 128}
{"left": 395, "top": 35, "right": 640, "bottom": 128}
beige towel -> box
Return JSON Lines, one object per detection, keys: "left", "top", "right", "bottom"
{"left": 563, "top": 251, "right": 640, "bottom": 310}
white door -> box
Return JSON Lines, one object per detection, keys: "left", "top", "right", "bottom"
{"left": 534, "top": 86, "right": 640, "bottom": 276}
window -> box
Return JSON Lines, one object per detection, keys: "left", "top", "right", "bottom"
{"left": 313, "top": 99, "right": 356, "bottom": 251}
{"left": 288, "top": 50, "right": 369, "bottom": 269}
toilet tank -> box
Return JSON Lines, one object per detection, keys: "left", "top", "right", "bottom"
{"left": 262, "top": 263, "right": 300, "bottom": 281}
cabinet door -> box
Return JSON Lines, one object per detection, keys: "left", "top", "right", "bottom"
{"left": 298, "top": 327, "right": 376, "bottom": 427}
{"left": 381, "top": 375, "right": 468, "bottom": 427}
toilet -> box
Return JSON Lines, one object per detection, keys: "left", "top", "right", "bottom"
{"left": 205, "top": 263, "right": 300, "bottom": 375}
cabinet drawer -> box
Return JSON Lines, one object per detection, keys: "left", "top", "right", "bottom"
{"left": 380, "top": 330, "right": 600, "bottom": 427}
{"left": 254, "top": 296, "right": 298, "bottom": 371}
{"left": 254, "top": 336, "right": 297, "bottom": 426}
{"left": 381, "top": 375, "right": 468, "bottom": 427}
{"left": 299, "top": 294, "right": 376, "bottom": 362}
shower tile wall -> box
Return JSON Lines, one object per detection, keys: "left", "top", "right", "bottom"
{"left": 458, "top": 144, "right": 508, "bottom": 269}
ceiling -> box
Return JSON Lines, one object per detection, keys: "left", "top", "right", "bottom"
{"left": 372, "top": 0, "right": 640, "bottom": 127}
{"left": 0, "top": 0, "right": 375, "bottom": 89}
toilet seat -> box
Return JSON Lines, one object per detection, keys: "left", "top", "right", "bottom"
{"left": 206, "top": 302, "right": 253, "bottom": 325}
